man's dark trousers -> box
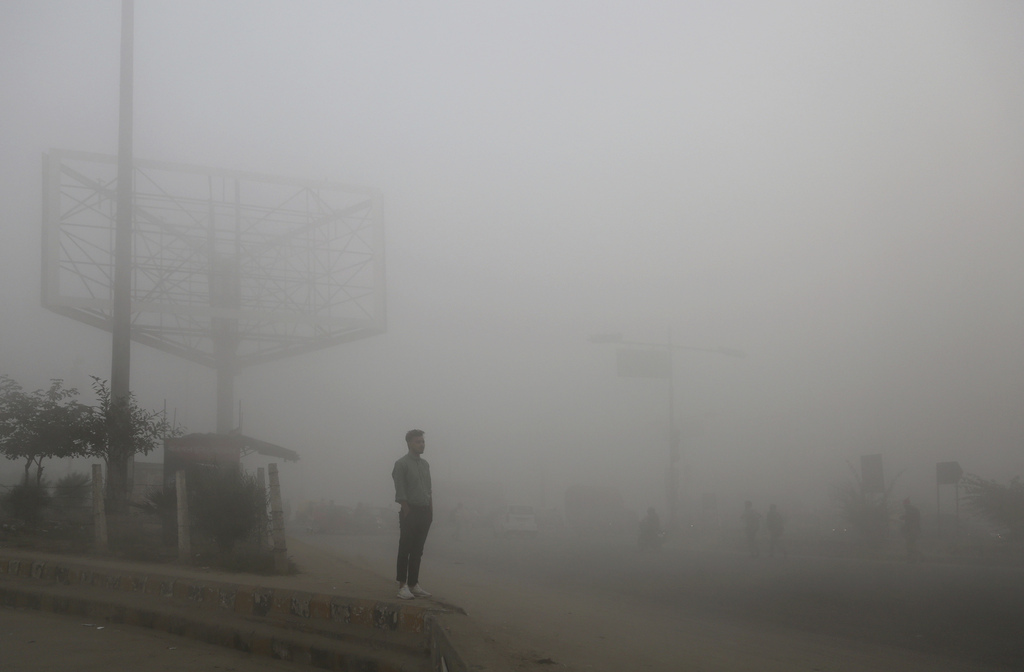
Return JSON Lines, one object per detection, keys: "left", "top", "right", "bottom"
{"left": 397, "top": 505, "right": 432, "bottom": 586}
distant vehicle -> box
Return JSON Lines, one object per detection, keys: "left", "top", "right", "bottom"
{"left": 495, "top": 505, "right": 539, "bottom": 538}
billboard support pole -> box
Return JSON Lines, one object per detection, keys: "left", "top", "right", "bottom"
{"left": 108, "top": 0, "right": 135, "bottom": 516}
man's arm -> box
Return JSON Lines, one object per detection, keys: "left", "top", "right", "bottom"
{"left": 392, "top": 461, "right": 409, "bottom": 517}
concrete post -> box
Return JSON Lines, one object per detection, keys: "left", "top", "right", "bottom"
{"left": 257, "top": 466, "right": 269, "bottom": 552}
{"left": 268, "top": 463, "right": 288, "bottom": 574}
{"left": 176, "top": 469, "right": 190, "bottom": 562}
{"left": 92, "top": 464, "right": 108, "bottom": 553}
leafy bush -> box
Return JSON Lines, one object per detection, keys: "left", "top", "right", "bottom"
{"left": 189, "top": 468, "right": 268, "bottom": 556}
{"left": 1, "top": 478, "right": 53, "bottom": 524}
{"left": 53, "top": 472, "right": 91, "bottom": 511}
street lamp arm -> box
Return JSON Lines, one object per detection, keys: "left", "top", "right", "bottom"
{"left": 587, "top": 333, "right": 624, "bottom": 344}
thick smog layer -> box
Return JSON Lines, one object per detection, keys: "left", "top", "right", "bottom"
{"left": 1, "top": 2, "right": 1023, "bottom": 670}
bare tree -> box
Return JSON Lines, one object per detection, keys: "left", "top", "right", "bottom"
{"left": 830, "top": 460, "right": 903, "bottom": 550}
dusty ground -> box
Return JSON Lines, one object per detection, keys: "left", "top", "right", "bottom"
{"left": 1, "top": 527, "right": 1019, "bottom": 671}
{"left": 299, "top": 528, "right": 1023, "bottom": 672}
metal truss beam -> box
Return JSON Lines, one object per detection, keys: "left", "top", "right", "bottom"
{"left": 42, "top": 149, "right": 386, "bottom": 372}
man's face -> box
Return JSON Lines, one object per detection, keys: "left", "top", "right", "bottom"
{"left": 408, "top": 435, "right": 425, "bottom": 455}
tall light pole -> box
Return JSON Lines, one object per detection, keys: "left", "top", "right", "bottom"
{"left": 589, "top": 331, "right": 744, "bottom": 532}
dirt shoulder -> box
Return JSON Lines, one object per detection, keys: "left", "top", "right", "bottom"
{"left": 295, "top": 532, "right": 1021, "bottom": 672}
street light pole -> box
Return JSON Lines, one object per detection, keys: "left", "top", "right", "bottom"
{"left": 589, "top": 331, "right": 743, "bottom": 534}
{"left": 666, "top": 326, "right": 678, "bottom": 532}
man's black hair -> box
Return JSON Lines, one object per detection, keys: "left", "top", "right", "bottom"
{"left": 405, "top": 429, "right": 425, "bottom": 443}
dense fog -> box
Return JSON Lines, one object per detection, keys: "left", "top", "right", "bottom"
{"left": 2, "top": 1, "right": 1023, "bottom": 529}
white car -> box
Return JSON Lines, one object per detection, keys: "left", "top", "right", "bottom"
{"left": 496, "top": 505, "right": 539, "bottom": 537}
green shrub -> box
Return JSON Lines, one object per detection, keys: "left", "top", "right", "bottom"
{"left": 189, "top": 468, "right": 268, "bottom": 556}
{"left": 53, "top": 472, "right": 91, "bottom": 511}
{"left": 1, "top": 479, "right": 53, "bottom": 524}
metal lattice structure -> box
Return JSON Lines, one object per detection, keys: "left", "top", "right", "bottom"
{"left": 42, "top": 149, "right": 386, "bottom": 370}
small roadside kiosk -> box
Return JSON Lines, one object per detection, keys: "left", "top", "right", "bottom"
{"left": 161, "top": 433, "right": 299, "bottom": 565}
{"left": 162, "top": 433, "right": 299, "bottom": 490}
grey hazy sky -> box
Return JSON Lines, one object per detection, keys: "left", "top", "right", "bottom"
{"left": 2, "top": 1, "right": 1023, "bottom": 513}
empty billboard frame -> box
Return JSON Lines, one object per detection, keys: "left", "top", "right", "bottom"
{"left": 41, "top": 149, "right": 386, "bottom": 369}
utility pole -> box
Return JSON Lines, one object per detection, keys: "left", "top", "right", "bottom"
{"left": 108, "top": 0, "right": 135, "bottom": 516}
{"left": 590, "top": 332, "right": 743, "bottom": 533}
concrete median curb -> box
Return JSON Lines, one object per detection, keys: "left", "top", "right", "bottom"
{"left": 0, "top": 551, "right": 513, "bottom": 671}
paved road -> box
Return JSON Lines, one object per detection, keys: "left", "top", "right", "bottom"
{"left": 0, "top": 605, "right": 304, "bottom": 672}
{"left": 300, "top": 527, "right": 1022, "bottom": 671}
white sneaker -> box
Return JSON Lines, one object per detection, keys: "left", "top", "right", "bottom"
{"left": 409, "top": 584, "right": 432, "bottom": 598}
{"left": 397, "top": 584, "right": 414, "bottom": 600}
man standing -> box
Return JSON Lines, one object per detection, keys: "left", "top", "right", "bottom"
{"left": 392, "top": 429, "right": 433, "bottom": 600}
